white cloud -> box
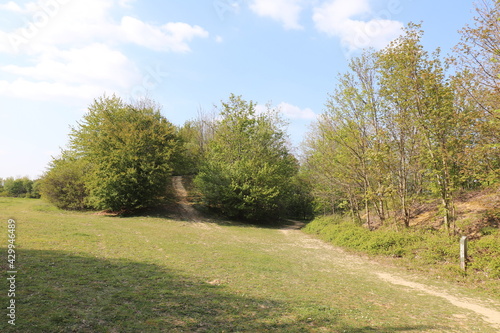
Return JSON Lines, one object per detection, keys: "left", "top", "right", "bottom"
{"left": 256, "top": 102, "right": 317, "bottom": 120}
{"left": 249, "top": 0, "right": 304, "bottom": 30}
{"left": 119, "top": 17, "right": 209, "bottom": 52}
{"left": 278, "top": 102, "right": 316, "bottom": 120}
{"left": 2, "top": 44, "right": 139, "bottom": 87}
{"left": 0, "top": 44, "right": 141, "bottom": 101}
{"left": 118, "top": 0, "right": 136, "bottom": 8}
{"left": 0, "top": 1, "right": 23, "bottom": 12}
{"left": 313, "top": 0, "right": 403, "bottom": 53}
{"left": 0, "top": 0, "right": 210, "bottom": 102}
{"left": 0, "top": 78, "right": 110, "bottom": 102}
{"left": 1, "top": 0, "right": 209, "bottom": 54}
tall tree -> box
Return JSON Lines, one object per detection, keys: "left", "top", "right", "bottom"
{"left": 454, "top": 0, "right": 500, "bottom": 184}
{"left": 304, "top": 51, "right": 389, "bottom": 226}
{"left": 195, "top": 94, "right": 298, "bottom": 221}
{"left": 378, "top": 24, "right": 466, "bottom": 230}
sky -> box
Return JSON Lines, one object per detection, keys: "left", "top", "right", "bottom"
{"left": 0, "top": 0, "right": 477, "bottom": 179}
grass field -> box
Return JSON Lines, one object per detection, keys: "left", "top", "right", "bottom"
{"left": 1, "top": 197, "right": 499, "bottom": 332}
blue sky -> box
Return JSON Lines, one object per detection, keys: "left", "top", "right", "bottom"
{"left": 0, "top": 0, "right": 476, "bottom": 179}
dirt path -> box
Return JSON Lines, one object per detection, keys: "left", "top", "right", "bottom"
{"left": 172, "top": 176, "right": 217, "bottom": 230}
{"left": 172, "top": 176, "right": 200, "bottom": 221}
{"left": 377, "top": 272, "right": 500, "bottom": 329}
{"left": 278, "top": 229, "right": 500, "bottom": 330}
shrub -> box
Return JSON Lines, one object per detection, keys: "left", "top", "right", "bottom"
{"left": 40, "top": 157, "right": 89, "bottom": 210}
{"left": 469, "top": 233, "right": 500, "bottom": 279}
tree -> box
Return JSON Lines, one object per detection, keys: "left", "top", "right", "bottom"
{"left": 64, "top": 95, "right": 179, "bottom": 211}
{"left": 195, "top": 94, "right": 298, "bottom": 221}
{"left": 175, "top": 109, "right": 217, "bottom": 175}
{"left": 1, "top": 177, "right": 40, "bottom": 198}
{"left": 304, "top": 51, "right": 390, "bottom": 227}
{"left": 454, "top": 0, "right": 500, "bottom": 184}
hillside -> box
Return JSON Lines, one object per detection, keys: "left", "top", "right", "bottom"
{"left": 410, "top": 187, "right": 500, "bottom": 237}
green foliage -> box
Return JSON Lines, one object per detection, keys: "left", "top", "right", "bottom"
{"left": 1, "top": 177, "right": 41, "bottom": 198}
{"left": 41, "top": 95, "right": 180, "bottom": 212}
{"left": 174, "top": 112, "right": 217, "bottom": 175}
{"left": 470, "top": 232, "right": 500, "bottom": 279}
{"left": 40, "top": 156, "right": 89, "bottom": 210}
{"left": 304, "top": 216, "right": 424, "bottom": 257}
{"left": 68, "top": 95, "right": 179, "bottom": 211}
{"left": 304, "top": 23, "right": 485, "bottom": 230}
{"left": 195, "top": 94, "right": 300, "bottom": 221}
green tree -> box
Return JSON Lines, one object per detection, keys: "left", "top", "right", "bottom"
{"left": 67, "top": 95, "right": 179, "bottom": 211}
{"left": 2, "top": 177, "right": 38, "bottom": 198}
{"left": 454, "top": 0, "right": 500, "bottom": 184}
{"left": 195, "top": 94, "right": 298, "bottom": 221}
{"left": 175, "top": 109, "right": 217, "bottom": 175}
{"left": 378, "top": 24, "right": 469, "bottom": 230}
{"left": 304, "top": 51, "right": 390, "bottom": 227}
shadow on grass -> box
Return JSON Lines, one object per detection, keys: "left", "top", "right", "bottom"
{"left": 121, "top": 203, "right": 308, "bottom": 231}
{"left": 3, "top": 249, "right": 447, "bottom": 332}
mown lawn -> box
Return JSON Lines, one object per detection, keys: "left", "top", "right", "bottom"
{"left": 0, "top": 198, "right": 498, "bottom": 332}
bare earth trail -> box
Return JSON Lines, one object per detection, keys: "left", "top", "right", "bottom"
{"left": 172, "top": 176, "right": 500, "bottom": 331}
{"left": 172, "top": 176, "right": 202, "bottom": 222}
{"left": 172, "top": 176, "right": 218, "bottom": 230}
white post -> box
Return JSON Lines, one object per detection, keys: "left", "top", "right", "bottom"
{"left": 460, "top": 236, "right": 468, "bottom": 271}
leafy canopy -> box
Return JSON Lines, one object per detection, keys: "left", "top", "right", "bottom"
{"left": 195, "top": 94, "right": 298, "bottom": 221}
{"left": 47, "top": 95, "right": 180, "bottom": 211}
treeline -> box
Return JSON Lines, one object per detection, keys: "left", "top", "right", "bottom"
{"left": 40, "top": 1, "right": 499, "bottom": 227}
{"left": 0, "top": 177, "right": 41, "bottom": 198}
{"left": 41, "top": 94, "right": 313, "bottom": 220}
{"left": 303, "top": 5, "right": 500, "bottom": 231}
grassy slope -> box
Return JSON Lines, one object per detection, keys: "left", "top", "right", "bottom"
{"left": 0, "top": 198, "right": 499, "bottom": 332}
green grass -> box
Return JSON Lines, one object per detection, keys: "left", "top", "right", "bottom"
{"left": 0, "top": 198, "right": 499, "bottom": 332}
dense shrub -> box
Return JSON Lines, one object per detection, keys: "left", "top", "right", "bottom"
{"left": 40, "top": 157, "right": 89, "bottom": 210}
{"left": 195, "top": 95, "right": 300, "bottom": 221}
{"left": 470, "top": 234, "right": 500, "bottom": 278}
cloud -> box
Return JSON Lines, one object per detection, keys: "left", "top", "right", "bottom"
{"left": 0, "top": 0, "right": 210, "bottom": 102}
{"left": 119, "top": 17, "right": 209, "bottom": 52}
{"left": 2, "top": 44, "right": 139, "bottom": 86}
{"left": 0, "top": 1, "right": 23, "bottom": 12}
{"left": 0, "top": 0, "right": 209, "bottom": 54}
{"left": 249, "top": 0, "right": 304, "bottom": 30}
{"left": 0, "top": 78, "right": 109, "bottom": 102}
{"left": 256, "top": 102, "right": 317, "bottom": 120}
{"left": 0, "top": 43, "right": 141, "bottom": 102}
{"left": 313, "top": 0, "right": 403, "bottom": 53}
{"left": 278, "top": 102, "right": 317, "bottom": 120}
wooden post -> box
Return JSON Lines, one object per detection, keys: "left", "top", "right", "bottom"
{"left": 460, "top": 236, "right": 468, "bottom": 271}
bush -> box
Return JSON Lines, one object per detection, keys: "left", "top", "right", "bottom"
{"left": 40, "top": 157, "right": 89, "bottom": 210}
{"left": 470, "top": 233, "right": 500, "bottom": 279}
